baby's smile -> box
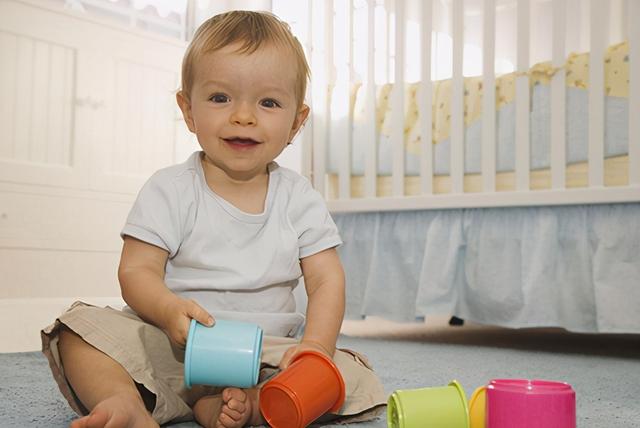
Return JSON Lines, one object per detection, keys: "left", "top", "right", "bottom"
{"left": 223, "top": 137, "right": 262, "bottom": 149}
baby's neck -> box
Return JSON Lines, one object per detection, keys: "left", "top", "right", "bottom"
{"left": 213, "top": 178, "right": 269, "bottom": 214}
{"left": 201, "top": 160, "right": 270, "bottom": 214}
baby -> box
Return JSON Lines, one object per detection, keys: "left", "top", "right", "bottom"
{"left": 42, "top": 10, "right": 385, "bottom": 428}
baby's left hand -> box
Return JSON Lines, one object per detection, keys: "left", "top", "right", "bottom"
{"left": 278, "top": 340, "right": 333, "bottom": 370}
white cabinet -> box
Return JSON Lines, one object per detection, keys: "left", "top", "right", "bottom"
{"left": 0, "top": 0, "right": 190, "bottom": 194}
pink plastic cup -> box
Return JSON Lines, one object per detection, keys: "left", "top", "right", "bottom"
{"left": 469, "top": 379, "right": 576, "bottom": 428}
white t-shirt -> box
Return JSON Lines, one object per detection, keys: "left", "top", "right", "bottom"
{"left": 121, "top": 151, "right": 342, "bottom": 336}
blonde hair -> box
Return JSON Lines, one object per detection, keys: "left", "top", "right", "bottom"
{"left": 181, "top": 10, "right": 310, "bottom": 107}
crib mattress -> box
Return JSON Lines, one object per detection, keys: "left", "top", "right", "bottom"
{"left": 327, "top": 155, "right": 629, "bottom": 198}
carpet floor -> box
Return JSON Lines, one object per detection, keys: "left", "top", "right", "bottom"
{"left": 1, "top": 317, "right": 639, "bottom": 427}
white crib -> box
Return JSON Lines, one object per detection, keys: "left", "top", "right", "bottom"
{"left": 294, "top": 0, "right": 640, "bottom": 333}
{"left": 300, "top": 0, "right": 639, "bottom": 212}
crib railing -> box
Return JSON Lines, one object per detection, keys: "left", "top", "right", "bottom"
{"left": 303, "top": 0, "right": 640, "bottom": 213}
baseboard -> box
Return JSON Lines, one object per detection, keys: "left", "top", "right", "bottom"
{"left": 0, "top": 297, "right": 125, "bottom": 353}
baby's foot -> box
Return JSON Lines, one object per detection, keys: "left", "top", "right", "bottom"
{"left": 194, "top": 387, "right": 264, "bottom": 428}
{"left": 218, "top": 388, "right": 264, "bottom": 428}
{"left": 70, "top": 390, "right": 158, "bottom": 428}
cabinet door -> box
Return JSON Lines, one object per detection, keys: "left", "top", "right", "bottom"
{"left": 0, "top": 1, "right": 190, "bottom": 194}
{"left": 0, "top": 1, "right": 90, "bottom": 188}
{"left": 87, "top": 24, "right": 188, "bottom": 194}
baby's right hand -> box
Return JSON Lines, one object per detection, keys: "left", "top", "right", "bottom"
{"left": 159, "top": 296, "right": 214, "bottom": 347}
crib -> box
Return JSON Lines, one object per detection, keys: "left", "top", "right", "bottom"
{"left": 296, "top": 0, "right": 640, "bottom": 333}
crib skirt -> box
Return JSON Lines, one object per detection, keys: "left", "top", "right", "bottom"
{"left": 334, "top": 203, "right": 640, "bottom": 333}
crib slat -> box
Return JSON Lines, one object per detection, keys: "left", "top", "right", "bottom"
{"left": 336, "top": 0, "right": 353, "bottom": 199}
{"left": 364, "top": 0, "right": 377, "bottom": 198}
{"left": 588, "top": 0, "right": 606, "bottom": 187}
{"left": 301, "top": 1, "right": 313, "bottom": 181}
{"left": 419, "top": 0, "right": 433, "bottom": 194}
{"left": 550, "top": 0, "right": 566, "bottom": 189}
{"left": 515, "top": 0, "right": 530, "bottom": 191}
{"left": 482, "top": 0, "right": 496, "bottom": 193}
{"left": 383, "top": 0, "right": 390, "bottom": 83}
{"left": 310, "top": 0, "right": 330, "bottom": 195}
{"left": 391, "top": 0, "right": 405, "bottom": 197}
{"left": 451, "top": 0, "right": 464, "bottom": 194}
{"left": 630, "top": 0, "right": 640, "bottom": 185}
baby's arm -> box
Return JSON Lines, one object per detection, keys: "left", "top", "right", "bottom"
{"left": 279, "top": 247, "right": 345, "bottom": 368}
{"left": 118, "top": 236, "right": 214, "bottom": 346}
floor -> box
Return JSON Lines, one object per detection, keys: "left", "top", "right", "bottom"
{"left": 2, "top": 317, "right": 639, "bottom": 427}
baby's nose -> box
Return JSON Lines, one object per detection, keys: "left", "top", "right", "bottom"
{"left": 230, "top": 102, "right": 257, "bottom": 126}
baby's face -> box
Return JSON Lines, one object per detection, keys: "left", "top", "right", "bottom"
{"left": 178, "top": 43, "right": 308, "bottom": 182}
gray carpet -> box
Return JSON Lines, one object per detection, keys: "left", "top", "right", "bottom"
{"left": 2, "top": 319, "right": 639, "bottom": 427}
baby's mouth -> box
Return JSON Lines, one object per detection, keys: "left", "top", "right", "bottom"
{"left": 224, "top": 137, "right": 260, "bottom": 146}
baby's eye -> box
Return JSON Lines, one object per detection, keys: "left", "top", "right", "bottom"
{"left": 260, "top": 98, "right": 281, "bottom": 108}
{"left": 210, "top": 94, "right": 229, "bottom": 103}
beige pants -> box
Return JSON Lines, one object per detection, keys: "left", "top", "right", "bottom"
{"left": 41, "top": 302, "right": 386, "bottom": 425}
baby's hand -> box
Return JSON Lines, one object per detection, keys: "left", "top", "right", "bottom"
{"left": 278, "top": 340, "right": 332, "bottom": 370}
{"left": 160, "top": 295, "right": 214, "bottom": 347}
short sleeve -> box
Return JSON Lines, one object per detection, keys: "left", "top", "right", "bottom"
{"left": 289, "top": 178, "right": 342, "bottom": 259}
{"left": 121, "top": 171, "right": 183, "bottom": 257}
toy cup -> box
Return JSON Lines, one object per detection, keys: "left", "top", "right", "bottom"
{"left": 387, "top": 380, "right": 469, "bottom": 428}
{"left": 469, "top": 379, "right": 576, "bottom": 428}
{"left": 184, "top": 319, "right": 263, "bottom": 388}
{"left": 259, "top": 350, "right": 346, "bottom": 428}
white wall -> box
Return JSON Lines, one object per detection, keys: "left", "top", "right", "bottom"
{"left": 195, "top": 0, "right": 273, "bottom": 22}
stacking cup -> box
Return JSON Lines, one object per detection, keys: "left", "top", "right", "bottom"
{"left": 184, "top": 319, "right": 263, "bottom": 388}
{"left": 259, "top": 350, "right": 346, "bottom": 428}
{"left": 469, "top": 379, "right": 576, "bottom": 428}
{"left": 387, "top": 380, "right": 469, "bottom": 428}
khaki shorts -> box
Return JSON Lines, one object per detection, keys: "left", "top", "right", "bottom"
{"left": 41, "top": 302, "right": 386, "bottom": 425}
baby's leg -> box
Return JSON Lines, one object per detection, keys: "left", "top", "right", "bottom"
{"left": 193, "top": 387, "right": 264, "bottom": 428}
{"left": 58, "top": 326, "right": 158, "bottom": 428}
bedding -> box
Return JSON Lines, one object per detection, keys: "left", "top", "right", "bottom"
{"left": 326, "top": 42, "right": 630, "bottom": 185}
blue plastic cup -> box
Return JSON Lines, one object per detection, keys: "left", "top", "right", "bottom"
{"left": 184, "top": 318, "right": 263, "bottom": 388}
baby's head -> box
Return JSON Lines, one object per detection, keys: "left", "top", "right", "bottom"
{"left": 180, "top": 10, "right": 310, "bottom": 108}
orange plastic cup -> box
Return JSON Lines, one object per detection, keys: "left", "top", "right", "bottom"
{"left": 259, "top": 350, "right": 346, "bottom": 428}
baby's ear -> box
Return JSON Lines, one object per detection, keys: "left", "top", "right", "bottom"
{"left": 290, "top": 104, "right": 310, "bottom": 140}
{"left": 176, "top": 91, "right": 196, "bottom": 133}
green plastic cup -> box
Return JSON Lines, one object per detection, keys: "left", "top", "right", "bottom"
{"left": 387, "top": 380, "right": 469, "bottom": 428}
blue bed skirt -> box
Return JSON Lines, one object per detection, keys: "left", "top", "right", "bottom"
{"left": 334, "top": 203, "right": 640, "bottom": 333}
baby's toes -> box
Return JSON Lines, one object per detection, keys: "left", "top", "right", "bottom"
{"left": 216, "top": 388, "right": 251, "bottom": 428}
{"left": 223, "top": 389, "right": 248, "bottom": 414}
{"left": 222, "top": 388, "right": 247, "bottom": 404}
{"left": 226, "top": 396, "right": 247, "bottom": 414}
{"left": 221, "top": 403, "right": 244, "bottom": 422}
{"left": 217, "top": 410, "right": 241, "bottom": 428}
